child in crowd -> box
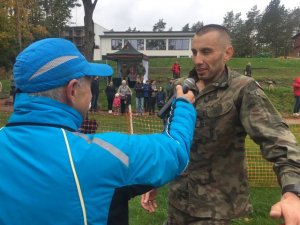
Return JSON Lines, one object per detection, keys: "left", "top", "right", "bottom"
{"left": 113, "top": 93, "right": 121, "bottom": 115}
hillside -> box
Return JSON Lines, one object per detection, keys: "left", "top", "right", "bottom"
{"left": 146, "top": 57, "right": 300, "bottom": 116}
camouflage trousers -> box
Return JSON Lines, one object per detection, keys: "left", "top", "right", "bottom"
{"left": 165, "top": 203, "right": 231, "bottom": 225}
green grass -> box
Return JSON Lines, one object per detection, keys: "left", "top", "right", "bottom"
{"left": 128, "top": 186, "right": 283, "bottom": 225}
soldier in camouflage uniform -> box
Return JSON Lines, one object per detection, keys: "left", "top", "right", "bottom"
{"left": 141, "top": 24, "right": 300, "bottom": 225}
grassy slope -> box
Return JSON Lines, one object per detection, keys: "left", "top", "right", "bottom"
{"left": 148, "top": 57, "right": 300, "bottom": 116}
{"left": 1, "top": 57, "right": 299, "bottom": 115}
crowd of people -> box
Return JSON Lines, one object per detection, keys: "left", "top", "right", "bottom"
{"left": 94, "top": 77, "right": 171, "bottom": 116}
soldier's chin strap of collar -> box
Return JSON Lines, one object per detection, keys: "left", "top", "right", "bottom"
{"left": 5, "top": 122, "right": 75, "bottom": 132}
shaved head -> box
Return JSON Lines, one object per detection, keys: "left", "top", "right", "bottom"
{"left": 195, "top": 24, "right": 232, "bottom": 48}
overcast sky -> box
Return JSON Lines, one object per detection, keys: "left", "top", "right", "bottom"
{"left": 70, "top": 0, "right": 299, "bottom": 31}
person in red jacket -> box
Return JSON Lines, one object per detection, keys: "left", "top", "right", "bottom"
{"left": 171, "top": 60, "right": 181, "bottom": 78}
{"left": 293, "top": 77, "right": 300, "bottom": 116}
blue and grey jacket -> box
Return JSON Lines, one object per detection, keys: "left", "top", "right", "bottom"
{"left": 0, "top": 93, "right": 196, "bottom": 225}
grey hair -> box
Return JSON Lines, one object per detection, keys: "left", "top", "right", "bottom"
{"left": 30, "top": 76, "right": 87, "bottom": 102}
{"left": 30, "top": 86, "right": 65, "bottom": 101}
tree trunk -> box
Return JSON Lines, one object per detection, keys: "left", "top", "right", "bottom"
{"left": 82, "top": 0, "right": 98, "bottom": 61}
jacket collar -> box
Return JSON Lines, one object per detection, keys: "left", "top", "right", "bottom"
{"left": 8, "top": 93, "right": 83, "bottom": 131}
{"left": 198, "top": 65, "right": 231, "bottom": 97}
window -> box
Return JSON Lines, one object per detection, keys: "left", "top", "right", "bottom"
{"left": 111, "top": 39, "right": 122, "bottom": 50}
{"left": 168, "top": 39, "right": 189, "bottom": 50}
{"left": 146, "top": 39, "right": 166, "bottom": 50}
{"left": 75, "top": 29, "right": 82, "bottom": 36}
{"left": 124, "top": 39, "right": 144, "bottom": 50}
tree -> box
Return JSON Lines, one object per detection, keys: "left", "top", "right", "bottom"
{"left": 39, "top": 0, "right": 79, "bottom": 37}
{"left": 223, "top": 11, "right": 237, "bottom": 33}
{"left": 182, "top": 23, "right": 190, "bottom": 32}
{"left": 191, "top": 21, "right": 203, "bottom": 32}
{"left": 0, "top": 0, "right": 17, "bottom": 70}
{"left": 258, "top": 0, "right": 288, "bottom": 57}
{"left": 244, "top": 5, "right": 261, "bottom": 57}
{"left": 153, "top": 19, "right": 166, "bottom": 32}
{"left": 82, "top": 0, "right": 98, "bottom": 61}
{"left": 126, "top": 27, "right": 137, "bottom": 32}
{"left": 290, "top": 7, "right": 300, "bottom": 33}
{"left": 223, "top": 11, "right": 248, "bottom": 57}
{"left": 0, "top": 0, "right": 49, "bottom": 70}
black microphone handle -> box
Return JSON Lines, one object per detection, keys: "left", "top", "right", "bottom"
{"left": 157, "top": 95, "right": 175, "bottom": 119}
{"left": 157, "top": 78, "right": 197, "bottom": 119}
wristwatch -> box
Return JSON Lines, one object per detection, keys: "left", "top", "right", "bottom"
{"left": 282, "top": 184, "right": 300, "bottom": 197}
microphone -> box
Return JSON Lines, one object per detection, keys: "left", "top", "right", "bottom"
{"left": 157, "top": 78, "right": 198, "bottom": 119}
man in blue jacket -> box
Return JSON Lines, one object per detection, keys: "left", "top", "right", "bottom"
{"left": 0, "top": 38, "right": 196, "bottom": 225}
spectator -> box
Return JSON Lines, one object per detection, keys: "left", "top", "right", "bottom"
{"left": 136, "top": 62, "right": 146, "bottom": 81}
{"left": 156, "top": 86, "right": 166, "bottom": 110}
{"left": 134, "top": 77, "right": 144, "bottom": 115}
{"left": 245, "top": 62, "right": 252, "bottom": 77}
{"left": 142, "top": 24, "right": 300, "bottom": 225}
{"left": 117, "top": 80, "right": 132, "bottom": 114}
{"left": 113, "top": 93, "right": 121, "bottom": 115}
{"left": 105, "top": 80, "right": 116, "bottom": 114}
{"left": 120, "top": 63, "right": 128, "bottom": 80}
{"left": 0, "top": 38, "right": 196, "bottom": 225}
{"left": 10, "top": 78, "right": 16, "bottom": 103}
{"left": 293, "top": 77, "right": 300, "bottom": 116}
{"left": 143, "top": 80, "right": 151, "bottom": 114}
{"left": 91, "top": 76, "right": 100, "bottom": 112}
{"left": 171, "top": 60, "right": 181, "bottom": 79}
{"left": 127, "top": 64, "right": 137, "bottom": 88}
{"left": 0, "top": 80, "right": 2, "bottom": 93}
{"left": 165, "top": 78, "right": 175, "bottom": 98}
{"left": 149, "top": 80, "right": 157, "bottom": 115}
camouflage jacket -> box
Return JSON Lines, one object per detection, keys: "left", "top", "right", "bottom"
{"left": 169, "top": 67, "right": 300, "bottom": 219}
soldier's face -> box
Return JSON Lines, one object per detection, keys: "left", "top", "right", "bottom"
{"left": 191, "top": 31, "right": 233, "bottom": 84}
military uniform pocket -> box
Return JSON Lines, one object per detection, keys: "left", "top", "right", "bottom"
{"left": 206, "top": 101, "right": 233, "bottom": 118}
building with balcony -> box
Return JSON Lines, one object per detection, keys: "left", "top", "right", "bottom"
{"left": 60, "top": 23, "right": 108, "bottom": 60}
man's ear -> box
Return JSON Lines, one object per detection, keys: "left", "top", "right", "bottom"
{"left": 224, "top": 45, "right": 234, "bottom": 63}
{"left": 65, "top": 79, "right": 79, "bottom": 106}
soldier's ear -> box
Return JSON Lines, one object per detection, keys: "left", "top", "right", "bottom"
{"left": 224, "top": 45, "right": 234, "bottom": 63}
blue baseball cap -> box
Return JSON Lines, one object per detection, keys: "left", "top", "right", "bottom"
{"left": 13, "top": 38, "right": 113, "bottom": 92}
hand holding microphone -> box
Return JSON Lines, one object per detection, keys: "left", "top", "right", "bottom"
{"left": 157, "top": 78, "right": 198, "bottom": 119}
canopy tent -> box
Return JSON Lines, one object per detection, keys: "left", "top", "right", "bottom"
{"left": 106, "top": 42, "right": 149, "bottom": 87}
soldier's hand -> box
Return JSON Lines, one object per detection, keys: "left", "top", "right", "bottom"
{"left": 141, "top": 189, "right": 158, "bottom": 213}
{"left": 270, "top": 192, "right": 300, "bottom": 225}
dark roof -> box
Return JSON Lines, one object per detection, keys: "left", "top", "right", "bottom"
{"left": 106, "top": 42, "right": 148, "bottom": 61}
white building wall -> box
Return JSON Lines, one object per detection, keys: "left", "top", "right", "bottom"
{"left": 99, "top": 32, "right": 194, "bottom": 59}
{"left": 93, "top": 24, "right": 108, "bottom": 60}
